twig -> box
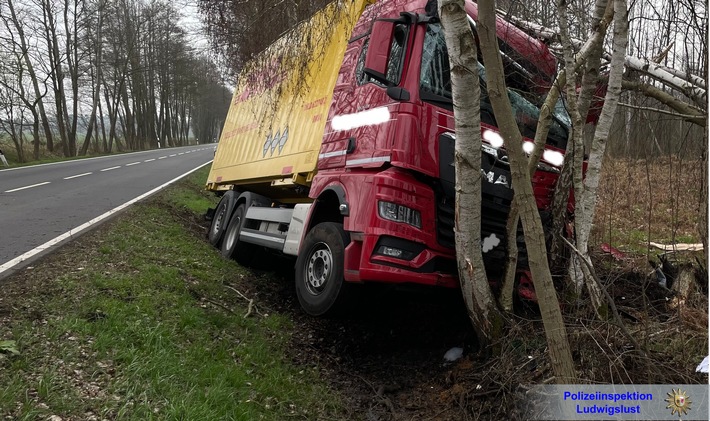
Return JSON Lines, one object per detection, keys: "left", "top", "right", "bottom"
{"left": 245, "top": 299, "right": 254, "bottom": 318}
{"left": 562, "top": 237, "right": 645, "bottom": 355}
{"left": 203, "top": 297, "right": 237, "bottom": 315}
{"left": 224, "top": 284, "right": 259, "bottom": 318}
{"left": 617, "top": 101, "right": 706, "bottom": 121}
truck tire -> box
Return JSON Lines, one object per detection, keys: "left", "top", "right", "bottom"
{"left": 295, "top": 222, "right": 351, "bottom": 316}
{"left": 220, "top": 204, "right": 255, "bottom": 264}
{"left": 208, "top": 191, "right": 236, "bottom": 247}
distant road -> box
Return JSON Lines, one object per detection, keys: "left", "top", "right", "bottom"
{"left": 0, "top": 145, "right": 214, "bottom": 279}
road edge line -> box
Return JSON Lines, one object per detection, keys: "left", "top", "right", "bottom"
{"left": 0, "top": 146, "right": 210, "bottom": 173}
{"left": 0, "top": 160, "right": 213, "bottom": 278}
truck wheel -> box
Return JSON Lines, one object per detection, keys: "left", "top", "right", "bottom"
{"left": 220, "top": 204, "right": 255, "bottom": 264}
{"left": 295, "top": 222, "right": 351, "bottom": 316}
{"left": 208, "top": 191, "right": 235, "bottom": 247}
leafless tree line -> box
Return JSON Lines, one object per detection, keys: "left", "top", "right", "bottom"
{"left": 0, "top": 0, "right": 231, "bottom": 162}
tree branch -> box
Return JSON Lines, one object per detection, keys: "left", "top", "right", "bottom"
{"left": 618, "top": 101, "right": 706, "bottom": 121}
{"left": 621, "top": 79, "right": 706, "bottom": 127}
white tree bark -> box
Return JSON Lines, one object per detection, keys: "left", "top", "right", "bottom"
{"left": 498, "top": 0, "right": 614, "bottom": 311}
{"left": 572, "top": 0, "right": 629, "bottom": 317}
{"left": 557, "top": 0, "right": 606, "bottom": 314}
{"left": 624, "top": 56, "right": 707, "bottom": 107}
{"left": 438, "top": 0, "right": 505, "bottom": 347}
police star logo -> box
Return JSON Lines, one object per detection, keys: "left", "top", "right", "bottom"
{"left": 665, "top": 388, "right": 691, "bottom": 417}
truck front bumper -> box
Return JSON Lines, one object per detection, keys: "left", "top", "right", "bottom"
{"left": 337, "top": 167, "right": 458, "bottom": 288}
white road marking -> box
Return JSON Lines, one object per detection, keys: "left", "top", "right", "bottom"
{"left": 126, "top": 162, "right": 140, "bottom": 166}
{"left": 169, "top": 154, "right": 176, "bottom": 157}
{"left": 158, "top": 156, "right": 167, "bottom": 160}
{"left": 64, "top": 172, "right": 92, "bottom": 180}
{"left": 0, "top": 148, "right": 177, "bottom": 173}
{"left": 178, "top": 153, "right": 184, "bottom": 155}
{"left": 0, "top": 160, "right": 214, "bottom": 278}
{"left": 101, "top": 166, "right": 121, "bottom": 172}
{"left": 4, "top": 181, "right": 51, "bottom": 193}
{"left": 145, "top": 159, "right": 155, "bottom": 162}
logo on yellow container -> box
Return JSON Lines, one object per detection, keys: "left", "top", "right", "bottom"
{"left": 263, "top": 127, "right": 289, "bottom": 157}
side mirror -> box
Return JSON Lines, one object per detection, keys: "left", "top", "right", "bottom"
{"left": 364, "top": 20, "right": 395, "bottom": 84}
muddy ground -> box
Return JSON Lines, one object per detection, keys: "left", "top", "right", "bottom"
{"left": 203, "top": 213, "right": 709, "bottom": 420}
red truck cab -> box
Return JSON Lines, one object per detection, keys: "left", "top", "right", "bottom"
{"left": 305, "top": 0, "right": 568, "bottom": 297}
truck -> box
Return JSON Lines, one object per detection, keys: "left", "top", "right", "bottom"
{"left": 205, "top": 0, "right": 572, "bottom": 315}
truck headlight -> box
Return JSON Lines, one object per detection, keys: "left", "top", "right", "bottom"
{"left": 378, "top": 201, "right": 422, "bottom": 228}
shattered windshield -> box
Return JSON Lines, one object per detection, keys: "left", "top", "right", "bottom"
{"left": 419, "top": 23, "right": 569, "bottom": 150}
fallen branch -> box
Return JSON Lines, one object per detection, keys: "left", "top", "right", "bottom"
{"left": 620, "top": 79, "right": 706, "bottom": 127}
{"left": 649, "top": 242, "right": 704, "bottom": 252}
{"left": 499, "top": 10, "right": 708, "bottom": 106}
{"left": 224, "top": 283, "right": 259, "bottom": 318}
{"left": 203, "top": 297, "right": 238, "bottom": 315}
{"left": 562, "top": 237, "right": 645, "bottom": 356}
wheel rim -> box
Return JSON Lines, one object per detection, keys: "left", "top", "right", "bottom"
{"left": 212, "top": 204, "right": 226, "bottom": 236}
{"left": 224, "top": 213, "right": 241, "bottom": 251}
{"left": 305, "top": 242, "right": 333, "bottom": 296}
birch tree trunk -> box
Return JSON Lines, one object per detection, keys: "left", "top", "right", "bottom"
{"left": 557, "top": 0, "right": 605, "bottom": 314}
{"left": 438, "top": 0, "right": 505, "bottom": 349}
{"left": 572, "top": 0, "right": 629, "bottom": 316}
{"left": 477, "top": 0, "right": 576, "bottom": 382}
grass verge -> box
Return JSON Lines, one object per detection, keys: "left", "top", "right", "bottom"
{"left": 0, "top": 167, "right": 342, "bottom": 420}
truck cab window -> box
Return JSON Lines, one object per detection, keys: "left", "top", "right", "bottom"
{"left": 419, "top": 24, "right": 451, "bottom": 98}
{"left": 385, "top": 24, "right": 407, "bottom": 85}
{"left": 356, "top": 40, "right": 377, "bottom": 86}
{"left": 356, "top": 23, "right": 408, "bottom": 86}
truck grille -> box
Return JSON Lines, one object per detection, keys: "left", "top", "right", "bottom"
{"left": 436, "top": 196, "right": 456, "bottom": 249}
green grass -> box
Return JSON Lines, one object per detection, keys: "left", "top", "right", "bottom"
{"left": 0, "top": 168, "right": 343, "bottom": 420}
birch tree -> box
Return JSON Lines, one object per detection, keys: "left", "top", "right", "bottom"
{"left": 437, "top": 0, "right": 506, "bottom": 349}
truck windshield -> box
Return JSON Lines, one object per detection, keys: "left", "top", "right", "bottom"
{"left": 419, "top": 23, "right": 569, "bottom": 150}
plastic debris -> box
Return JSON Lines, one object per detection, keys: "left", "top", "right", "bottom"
{"left": 444, "top": 347, "right": 464, "bottom": 362}
{"left": 654, "top": 267, "right": 667, "bottom": 288}
{"left": 601, "top": 243, "right": 626, "bottom": 260}
{"left": 696, "top": 356, "right": 709, "bottom": 373}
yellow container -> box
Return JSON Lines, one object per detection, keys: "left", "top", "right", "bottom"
{"left": 207, "top": 0, "right": 373, "bottom": 202}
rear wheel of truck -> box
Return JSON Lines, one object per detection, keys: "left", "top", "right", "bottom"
{"left": 295, "top": 222, "right": 351, "bottom": 316}
{"left": 220, "top": 203, "right": 255, "bottom": 264}
{"left": 208, "top": 191, "right": 235, "bottom": 247}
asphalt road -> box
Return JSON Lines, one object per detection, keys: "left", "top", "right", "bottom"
{"left": 0, "top": 145, "right": 215, "bottom": 279}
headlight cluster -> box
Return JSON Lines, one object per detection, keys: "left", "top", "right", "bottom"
{"left": 378, "top": 201, "right": 422, "bottom": 228}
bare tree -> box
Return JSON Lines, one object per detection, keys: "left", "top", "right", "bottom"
{"left": 1, "top": 0, "right": 55, "bottom": 156}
